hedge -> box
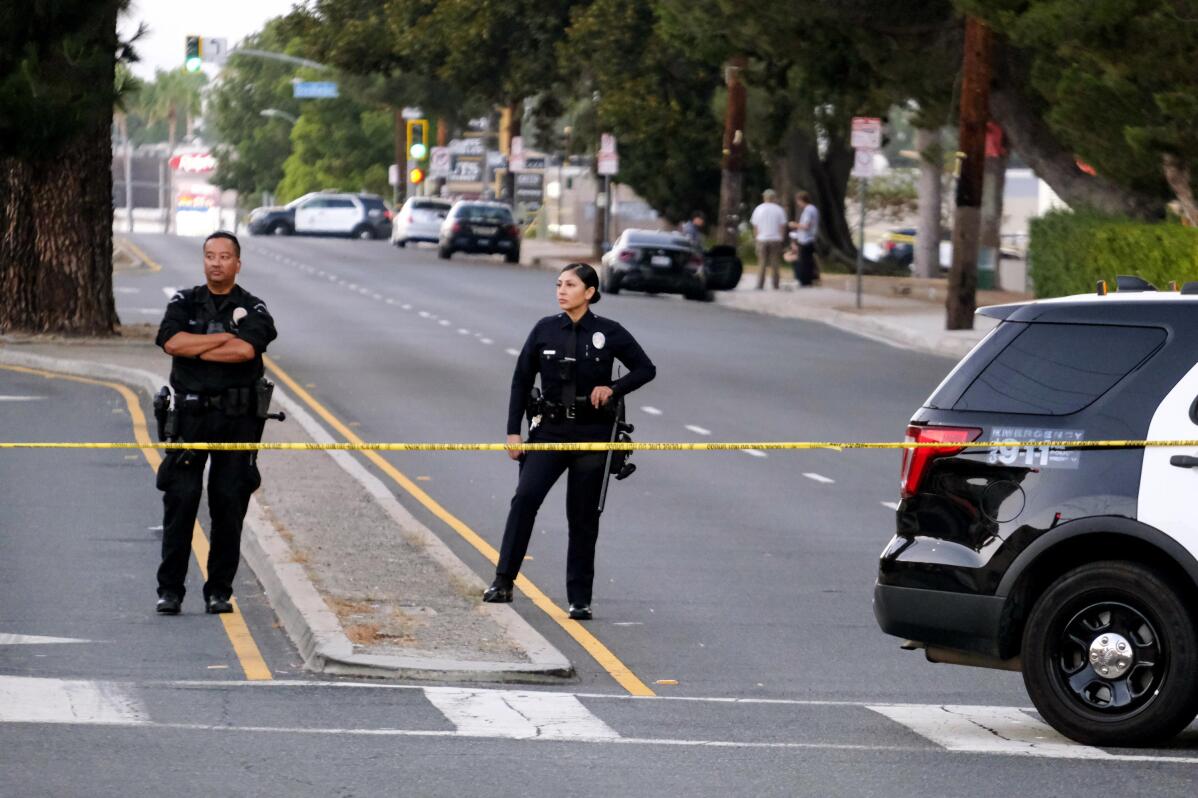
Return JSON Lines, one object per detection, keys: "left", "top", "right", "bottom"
{"left": 1028, "top": 210, "right": 1198, "bottom": 298}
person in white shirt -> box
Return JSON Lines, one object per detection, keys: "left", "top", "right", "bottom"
{"left": 749, "top": 189, "right": 787, "bottom": 290}
{"left": 788, "top": 191, "right": 820, "bottom": 286}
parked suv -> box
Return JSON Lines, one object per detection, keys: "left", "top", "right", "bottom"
{"left": 438, "top": 201, "right": 520, "bottom": 262}
{"left": 874, "top": 276, "right": 1198, "bottom": 746}
{"left": 248, "top": 192, "right": 391, "bottom": 239}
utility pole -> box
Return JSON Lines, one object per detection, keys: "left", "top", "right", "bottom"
{"left": 717, "top": 56, "right": 747, "bottom": 247}
{"left": 946, "top": 17, "right": 993, "bottom": 330}
{"left": 393, "top": 109, "right": 406, "bottom": 208}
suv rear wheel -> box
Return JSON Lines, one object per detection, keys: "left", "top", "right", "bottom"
{"left": 353, "top": 225, "right": 376, "bottom": 240}
{"left": 269, "top": 221, "right": 292, "bottom": 236}
{"left": 1022, "top": 561, "right": 1198, "bottom": 746}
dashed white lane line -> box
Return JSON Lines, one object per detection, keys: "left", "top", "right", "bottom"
{"left": 115, "top": 287, "right": 139, "bottom": 294}
{"left": 401, "top": 304, "right": 412, "bottom": 310}
{"left": 457, "top": 328, "right": 470, "bottom": 335}
{"left": 371, "top": 293, "right": 383, "bottom": 300}
{"left": 744, "top": 449, "right": 768, "bottom": 458}
{"left": 480, "top": 338, "right": 494, "bottom": 345}
{"left": 685, "top": 425, "right": 712, "bottom": 436}
{"left": 0, "top": 634, "right": 89, "bottom": 644}
{"left": 385, "top": 298, "right": 396, "bottom": 305}
{"left": 0, "top": 396, "right": 45, "bottom": 402}
{"left": 161, "top": 287, "right": 178, "bottom": 300}
{"left": 881, "top": 501, "right": 901, "bottom": 511}
{"left": 418, "top": 311, "right": 431, "bottom": 318}
{"left": 641, "top": 406, "right": 663, "bottom": 416}
{"left": 505, "top": 348, "right": 520, "bottom": 357}
{"left": 438, "top": 320, "right": 451, "bottom": 326}
{"left": 803, "top": 472, "right": 835, "bottom": 484}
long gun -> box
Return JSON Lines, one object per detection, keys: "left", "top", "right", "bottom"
{"left": 598, "top": 398, "right": 636, "bottom": 514}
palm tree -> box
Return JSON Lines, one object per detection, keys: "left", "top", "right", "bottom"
{"left": 143, "top": 68, "right": 206, "bottom": 231}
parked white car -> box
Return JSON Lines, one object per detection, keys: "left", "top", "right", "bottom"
{"left": 391, "top": 197, "right": 453, "bottom": 247}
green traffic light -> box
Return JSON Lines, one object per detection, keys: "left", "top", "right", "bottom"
{"left": 185, "top": 56, "right": 203, "bottom": 73}
{"left": 409, "top": 143, "right": 427, "bottom": 160}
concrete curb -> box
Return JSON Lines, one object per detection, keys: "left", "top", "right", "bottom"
{"left": 0, "top": 347, "right": 573, "bottom": 683}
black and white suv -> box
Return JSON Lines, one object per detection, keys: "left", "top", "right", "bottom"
{"left": 874, "top": 277, "right": 1198, "bottom": 746}
{"left": 247, "top": 191, "right": 391, "bottom": 239}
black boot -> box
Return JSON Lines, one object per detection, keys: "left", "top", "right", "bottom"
{"left": 482, "top": 578, "right": 513, "bottom": 603}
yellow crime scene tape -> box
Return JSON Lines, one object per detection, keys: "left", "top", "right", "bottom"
{"left": 2, "top": 439, "right": 1198, "bottom": 452}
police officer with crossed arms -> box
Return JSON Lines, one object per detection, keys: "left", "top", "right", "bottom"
{"left": 154, "top": 232, "right": 277, "bottom": 615}
{"left": 485, "top": 263, "right": 655, "bottom": 620}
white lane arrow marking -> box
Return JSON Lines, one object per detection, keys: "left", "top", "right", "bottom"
{"left": 0, "top": 634, "right": 91, "bottom": 645}
{"left": 0, "top": 676, "right": 145, "bottom": 725}
{"left": 424, "top": 687, "right": 620, "bottom": 741}
{"left": 867, "top": 704, "right": 1111, "bottom": 759}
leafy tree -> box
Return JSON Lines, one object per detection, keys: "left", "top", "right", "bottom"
{"left": 206, "top": 20, "right": 306, "bottom": 203}
{"left": 141, "top": 68, "right": 206, "bottom": 154}
{"left": 564, "top": 0, "right": 725, "bottom": 223}
{"left": 960, "top": 0, "right": 1172, "bottom": 218}
{"left": 0, "top": 0, "right": 130, "bottom": 334}
{"left": 275, "top": 101, "right": 393, "bottom": 200}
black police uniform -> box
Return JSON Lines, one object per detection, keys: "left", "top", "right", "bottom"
{"left": 154, "top": 284, "right": 277, "bottom": 606}
{"left": 495, "top": 309, "right": 655, "bottom": 608}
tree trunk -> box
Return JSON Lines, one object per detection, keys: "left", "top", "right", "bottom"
{"left": 167, "top": 110, "right": 178, "bottom": 234}
{"left": 946, "top": 17, "right": 993, "bottom": 331}
{"left": 717, "top": 56, "right": 747, "bottom": 247}
{"left": 774, "top": 126, "right": 856, "bottom": 264}
{"left": 990, "top": 42, "right": 1162, "bottom": 220}
{"left": 502, "top": 101, "right": 521, "bottom": 204}
{"left": 1162, "top": 153, "right": 1198, "bottom": 226}
{"left": 914, "top": 126, "right": 943, "bottom": 278}
{"left": 0, "top": 114, "right": 119, "bottom": 335}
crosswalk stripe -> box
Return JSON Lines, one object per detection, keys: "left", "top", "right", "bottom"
{"left": 0, "top": 634, "right": 91, "bottom": 645}
{"left": 0, "top": 676, "right": 145, "bottom": 725}
{"left": 867, "top": 704, "right": 1111, "bottom": 759}
{"left": 423, "top": 687, "right": 620, "bottom": 741}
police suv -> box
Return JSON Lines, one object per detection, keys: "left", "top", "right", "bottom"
{"left": 874, "top": 276, "right": 1198, "bottom": 746}
{"left": 247, "top": 191, "right": 391, "bottom": 239}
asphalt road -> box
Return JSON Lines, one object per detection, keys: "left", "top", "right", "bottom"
{"left": 4, "top": 232, "right": 1197, "bottom": 796}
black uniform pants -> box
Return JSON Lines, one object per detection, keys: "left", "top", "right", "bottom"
{"left": 496, "top": 442, "right": 607, "bottom": 606}
{"left": 796, "top": 242, "right": 817, "bottom": 286}
{"left": 156, "top": 409, "right": 262, "bottom": 601}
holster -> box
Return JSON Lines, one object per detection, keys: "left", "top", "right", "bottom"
{"left": 255, "top": 378, "right": 276, "bottom": 420}
{"left": 153, "top": 386, "right": 178, "bottom": 442}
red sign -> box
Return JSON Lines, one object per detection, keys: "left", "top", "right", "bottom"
{"left": 170, "top": 152, "right": 216, "bottom": 173}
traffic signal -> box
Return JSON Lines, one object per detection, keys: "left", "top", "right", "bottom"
{"left": 406, "top": 119, "right": 428, "bottom": 161}
{"left": 408, "top": 166, "right": 426, "bottom": 185}
{"left": 185, "top": 36, "right": 202, "bottom": 72}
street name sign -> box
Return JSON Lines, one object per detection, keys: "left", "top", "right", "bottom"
{"left": 597, "top": 133, "right": 619, "bottom": 176}
{"left": 293, "top": 81, "right": 339, "bottom": 99}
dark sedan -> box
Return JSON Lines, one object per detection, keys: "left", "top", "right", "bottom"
{"left": 438, "top": 201, "right": 521, "bottom": 262}
{"left": 600, "top": 229, "right": 710, "bottom": 301}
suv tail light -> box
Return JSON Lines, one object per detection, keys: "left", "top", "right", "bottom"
{"left": 383, "top": 209, "right": 393, "bottom": 221}
{"left": 506, "top": 224, "right": 520, "bottom": 238}
{"left": 687, "top": 253, "right": 703, "bottom": 270}
{"left": 883, "top": 240, "right": 895, "bottom": 253}
{"left": 451, "top": 222, "right": 462, "bottom": 234}
{"left": 618, "top": 249, "right": 636, "bottom": 263}
{"left": 899, "top": 424, "right": 982, "bottom": 498}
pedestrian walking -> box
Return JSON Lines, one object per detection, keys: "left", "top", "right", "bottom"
{"left": 750, "top": 189, "right": 787, "bottom": 289}
{"left": 789, "top": 191, "right": 820, "bottom": 286}
{"left": 153, "top": 231, "right": 277, "bottom": 615}
{"left": 484, "top": 263, "right": 656, "bottom": 620}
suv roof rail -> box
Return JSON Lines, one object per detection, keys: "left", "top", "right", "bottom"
{"left": 1116, "top": 275, "right": 1157, "bottom": 292}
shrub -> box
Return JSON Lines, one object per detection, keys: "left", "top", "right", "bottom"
{"left": 1029, "top": 210, "right": 1198, "bottom": 298}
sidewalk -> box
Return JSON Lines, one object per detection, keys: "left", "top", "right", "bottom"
{"left": 520, "top": 238, "right": 1025, "bottom": 361}
{"left": 0, "top": 336, "right": 572, "bottom": 683}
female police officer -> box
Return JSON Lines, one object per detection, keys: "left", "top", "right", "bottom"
{"left": 484, "top": 263, "right": 655, "bottom": 620}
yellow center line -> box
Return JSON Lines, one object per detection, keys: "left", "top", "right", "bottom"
{"left": 0, "top": 364, "right": 271, "bottom": 681}
{"left": 115, "top": 236, "right": 164, "bottom": 273}
{"left": 263, "top": 355, "right": 656, "bottom": 697}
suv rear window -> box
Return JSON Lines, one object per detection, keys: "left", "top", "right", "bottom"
{"left": 412, "top": 200, "right": 449, "bottom": 211}
{"left": 360, "top": 197, "right": 386, "bottom": 211}
{"left": 928, "top": 322, "right": 1166, "bottom": 415}
{"left": 457, "top": 205, "right": 513, "bottom": 223}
